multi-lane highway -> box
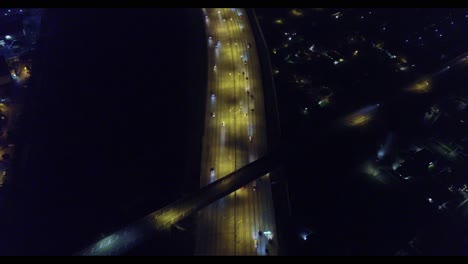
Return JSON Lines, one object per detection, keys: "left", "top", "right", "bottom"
{"left": 77, "top": 8, "right": 279, "bottom": 256}
{"left": 195, "top": 8, "right": 278, "bottom": 256}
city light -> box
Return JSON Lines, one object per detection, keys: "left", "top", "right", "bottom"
{"left": 406, "top": 79, "right": 431, "bottom": 93}
{"left": 275, "top": 19, "right": 284, "bottom": 24}
{"left": 291, "top": 9, "right": 303, "bottom": 17}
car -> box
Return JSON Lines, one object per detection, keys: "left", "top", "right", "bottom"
{"left": 210, "top": 168, "right": 215, "bottom": 176}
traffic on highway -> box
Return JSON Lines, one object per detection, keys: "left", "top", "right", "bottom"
{"left": 196, "top": 8, "right": 278, "bottom": 256}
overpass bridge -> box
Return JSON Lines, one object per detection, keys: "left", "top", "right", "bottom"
{"left": 77, "top": 151, "right": 281, "bottom": 256}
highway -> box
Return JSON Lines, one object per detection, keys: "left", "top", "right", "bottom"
{"left": 195, "top": 8, "right": 278, "bottom": 256}
{"left": 77, "top": 8, "right": 279, "bottom": 256}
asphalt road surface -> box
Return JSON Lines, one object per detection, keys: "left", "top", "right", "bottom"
{"left": 195, "top": 8, "right": 278, "bottom": 256}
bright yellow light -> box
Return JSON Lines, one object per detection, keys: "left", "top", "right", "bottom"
{"left": 353, "top": 50, "right": 359, "bottom": 56}
{"left": 291, "top": 9, "right": 303, "bottom": 17}
{"left": 274, "top": 69, "right": 280, "bottom": 75}
{"left": 275, "top": 19, "right": 284, "bottom": 24}
{"left": 0, "top": 103, "right": 7, "bottom": 112}
{"left": 406, "top": 79, "right": 431, "bottom": 93}
{"left": 352, "top": 115, "right": 369, "bottom": 126}
{"left": 272, "top": 48, "right": 277, "bottom": 54}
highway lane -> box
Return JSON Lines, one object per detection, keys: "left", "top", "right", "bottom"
{"left": 195, "top": 8, "right": 278, "bottom": 256}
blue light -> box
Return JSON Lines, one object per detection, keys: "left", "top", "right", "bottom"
{"left": 377, "top": 149, "right": 385, "bottom": 159}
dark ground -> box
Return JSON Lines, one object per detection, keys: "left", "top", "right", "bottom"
{"left": 256, "top": 8, "right": 467, "bottom": 255}
{"left": 0, "top": 8, "right": 206, "bottom": 255}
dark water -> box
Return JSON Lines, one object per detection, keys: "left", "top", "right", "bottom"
{"left": 1, "top": 8, "right": 206, "bottom": 255}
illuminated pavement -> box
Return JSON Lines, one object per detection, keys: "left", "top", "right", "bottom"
{"left": 195, "top": 8, "right": 278, "bottom": 256}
